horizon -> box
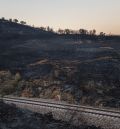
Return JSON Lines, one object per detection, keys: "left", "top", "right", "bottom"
{"left": 0, "top": 0, "right": 120, "bottom": 35}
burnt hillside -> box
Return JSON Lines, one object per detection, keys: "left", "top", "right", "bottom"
{"left": 0, "top": 19, "right": 56, "bottom": 39}
{"left": 0, "top": 19, "right": 120, "bottom": 108}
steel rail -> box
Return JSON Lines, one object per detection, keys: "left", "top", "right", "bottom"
{"left": 2, "top": 97, "right": 120, "bottom": 118}
{"left": 3, "top": 96, "right": 120, "bottom": 114}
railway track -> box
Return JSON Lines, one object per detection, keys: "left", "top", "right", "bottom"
{"left": 1, "top": 96, "right": 120, "bottom": 129}
{"left": 2, "top": 96, "right": 120, "bottom": 118}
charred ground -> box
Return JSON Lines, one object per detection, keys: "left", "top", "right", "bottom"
{"left": 0, "top": 19, "right": 120, "bottom": 108}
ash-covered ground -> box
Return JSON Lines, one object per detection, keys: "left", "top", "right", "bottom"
{"left": 0, "top": 101, "right": 102, "bottom": 129}
{"left": 0, "top": 19, "right": 120, "bottom": 108}
{"left": 1, "top": 39, "right": 120, "bottom": 108}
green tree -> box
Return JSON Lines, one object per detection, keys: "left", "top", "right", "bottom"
{"left": 92, "top": 29, "right": 96, "bottom": 35}
{"left": 79, "top": 29, "right": 88, "bottom": 35}
{"left": 58, "top": 29, "right": 64, "bottom": 34}
{"left": 40, "top": 27, "right": 46, "bottom": 31}
{"left": 100, "top": 32, "right": 105, "bottom": 36}
{"left": 20, "top": 21, "right": 26, "bottom": 25}
{"left": 9, "top": 19, "right": 12, "bottom": 22}
{"left": 13, "top": 19, "right": 18, "bottom": 23}
{"left": 1, "top": 17, "right": 5, "bottom": 20}
{"left": 64, "top": 29, "right": 70, "bottom": 34}
{"left": 47, "top": 26, "right": 54, "bottom": 32}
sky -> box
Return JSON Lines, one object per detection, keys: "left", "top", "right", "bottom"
{"left": 0, "top": 0, "right": 120, "bottom": 34}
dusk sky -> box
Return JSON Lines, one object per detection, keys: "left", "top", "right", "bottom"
{"left": 0, "top": 0, "right": 120, "bottom": 34}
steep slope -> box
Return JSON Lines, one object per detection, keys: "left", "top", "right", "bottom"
{"left": 0, "top": 20, "right": 120, "bottom": 108}
{"left": 0, "top": 19, "right": 56, "bottom": 39}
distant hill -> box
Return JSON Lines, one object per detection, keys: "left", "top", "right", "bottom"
{"left": 0, "top": 18, "right": 120, "bottom": 41}
{"left": 0, "top": 19, "right": 56, "bottom": 39}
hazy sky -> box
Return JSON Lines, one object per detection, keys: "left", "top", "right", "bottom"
{"left": 0, "top": 0, "right": 120, "bottom": 34}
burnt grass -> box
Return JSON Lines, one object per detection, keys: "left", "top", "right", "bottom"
{"left": 0, "top": 101, "right": 102, "bottom": 129}
{"left": 0, "top": 21, "right": 120, "bottom": 108}
{"left": 1, "top": 38, "right": 120, "bottom": 108}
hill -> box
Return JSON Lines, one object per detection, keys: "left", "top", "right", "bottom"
{"left": 0, "top": 19, "right": 120, "bottom": 108}
{"left": 0, "top": 19, "right": 56, "bottom": 39}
